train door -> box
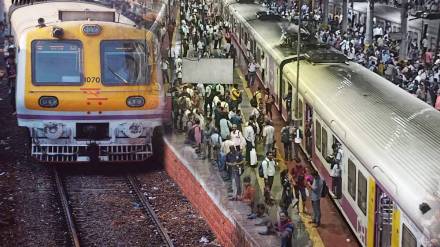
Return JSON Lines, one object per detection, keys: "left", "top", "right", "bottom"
{"left": 375, "top": 186, "right": 394, "bottom": 247}
{"left": 304, "top": 103, "right": 313, "bottom": 156}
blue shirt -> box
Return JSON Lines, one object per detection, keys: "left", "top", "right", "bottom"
{"left": 311, "top": 177, "right": 323, "bottom": 201}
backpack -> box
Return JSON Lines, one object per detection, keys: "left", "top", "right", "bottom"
{"left": 237, "top": 91, "right": 242, "bottom": 104}
{"left": 250, "top": 95, "right": 257, "bottom": 107}
{"left": 258, "top": 160, "right": 266, "bottom": 178}
{"left": 281, "top": 127, "right": 290, "bottom": 143}
{"left": 321, "top": 180, "right": 328, "bottom": 198}
{"left": 187, "top": 126, "right": 196, "bottom": 142}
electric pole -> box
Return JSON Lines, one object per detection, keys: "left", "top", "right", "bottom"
{"left": 323, "top": 0, "right": 329, "bottom": 26}
{"left": 399, "top": 0, "right": 409, "bottom": 60}
{"left": 365, "top": 0, "right": 374, "bottom": 46}
{"left": 342, "top": 0, "right": 348, "bottom": 33}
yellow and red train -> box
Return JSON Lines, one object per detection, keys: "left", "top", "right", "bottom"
{"left": 10, "top": 1, "right": 166, "bottom": 162}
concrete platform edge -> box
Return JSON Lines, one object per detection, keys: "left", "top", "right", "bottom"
{"left": 163, "top": 137, "right": 261, "bottom": 247}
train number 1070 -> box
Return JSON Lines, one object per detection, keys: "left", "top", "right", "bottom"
{"left": 86, "top": 77, "right": 101, "bottom": 83}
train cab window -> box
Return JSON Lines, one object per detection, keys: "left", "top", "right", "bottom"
{"left": 348, "top": 159, "right": 357, "bottom": 201}
{"left": 322, "top": 128, "right": 328, "bottom": 157}
{"left": 357, "top": 171, "right": 367, "bottom": 215}
{"left": 315, "top": 120, "right": 322, "bottom": 152}
{"left": 402, "top": 224, "right": 417, "bottom": 247}
{"left": 32, "top": 40, "right": 83, "bottom": 85}
{"left": 100, "top": 40, "right": 148, "bottom": 85}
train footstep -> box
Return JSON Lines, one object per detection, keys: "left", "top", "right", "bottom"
{"left": 199, "top": 236, "right": 209, "bottom": 243}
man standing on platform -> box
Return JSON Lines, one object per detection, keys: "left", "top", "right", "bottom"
{"left": 281, "top": 123, "right": 292, "bottom": 161}
{"left": 262, "top": 151, "right": 277, "bottom": 191}
{"left": 243, "top": 121, "right": 256, "bottom": 164}
{"left": 308, "top": 170, "right": 324, "bottom": 227}
{"left": 161, "top": 58, "right": 169, "bottom": 84}
{"left": 262, "top": 120, "right": 275, "bottom": 155}
{"left": 226, "top": 146, "right": 244, "bottom": 201}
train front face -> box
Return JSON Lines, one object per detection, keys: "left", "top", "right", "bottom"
{"left": 16, "top": 21, "right": 163, "bottom": 163}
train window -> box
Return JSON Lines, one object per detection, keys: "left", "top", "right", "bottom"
{"left": 32, "top": 40, "right": 83, "bottom": 85}
{"left": 348, "top": 159, "right": 357, "bottom": 201}
{"left": 298, "top": 99, "right": 303, "bottom": 126}
{"left": 322, "top": 127, "right": 328, "bottom": 157}
{"left": 357, "top": 171, "right": 367, "bottom": 215}
{"left": 315, "top": 120, "right": 322, "bottom": 152}
{"left": 256, "top": 48, "right": 261, "bottom": 65}
{"left": 100, "top": 40, "right": 148, "bottom": 85}
{"left": 244, "top": 32, "right": 247, "bottom": 46}
{"left": 402, "top": 224, "right": 417, "bottom": 247}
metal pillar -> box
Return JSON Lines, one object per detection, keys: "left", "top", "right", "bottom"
{"left": 399, "top": 0, "right": 409, "bottom": 60}
{"left": 342, "top": 0, "right": 348, "bottom": 33}
{"left": 365, "top": 0, "right": 374, "bottom": 45}
{"left": 295, "top": 0, "right": 303, "bottom": 120}
{"left": 323, "top": 0, "right": 329, "bottom": 26}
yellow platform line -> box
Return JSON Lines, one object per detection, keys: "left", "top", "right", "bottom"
{"left": 235, "top": 68, "right": 325, "bottom": 247}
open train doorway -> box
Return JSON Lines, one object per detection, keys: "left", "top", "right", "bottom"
{"left": 375, "top": 186, "right": 394, "bottom": 247}
{"left": 304, "top": 103, "right": 313, "bottom": 156}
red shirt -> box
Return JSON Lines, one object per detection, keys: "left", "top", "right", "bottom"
{"left": 291, "top": 165, "right": 306, "bottom": 188}
{"left": 242, "top": 185, "right": 256, "bottom": 203}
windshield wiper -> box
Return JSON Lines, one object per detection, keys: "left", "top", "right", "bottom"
{"left": 107, "top": 66, "right": 129, "bottom": 84}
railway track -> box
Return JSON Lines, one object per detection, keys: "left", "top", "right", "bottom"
{"left": 53, "top": 167, "right": 174, "bottom": 247}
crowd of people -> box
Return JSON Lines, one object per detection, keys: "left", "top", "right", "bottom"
{"left": 175, "top": 0, "right": 440, "bottom": 110}
{"left": 171, "top": 77, "right": 329, "bottom": 245}
{"left": 255, "top": 0, "right": 440, "bottom": 109}
{"left": 311, "top": 8, "right": 440, "bottom": 109}
{"left": 178, "top": 0, "right": 238, "bottom": 60}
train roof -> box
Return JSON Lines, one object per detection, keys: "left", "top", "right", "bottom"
{"left": 228, "top": 0, "right": 440, "bottom": 235}
{"left": 284, "top": 59, "right": 440, "bottom": 235}
{"left": 226, "top": 2, "right": 297, "bottom": 62}
{"left": 9, "top": 1, "right": 134, "bottom": 40}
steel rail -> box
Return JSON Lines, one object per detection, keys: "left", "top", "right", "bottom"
{"left": 53, "top": 168, "right": 81, "bottom": 247}
{"left": 126, "top": 174, "right": 174, "bottom": 247}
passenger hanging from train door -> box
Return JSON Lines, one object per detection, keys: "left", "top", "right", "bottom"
{"left": 292, "top": 125, "right": 302, "bottom": 162}
{"left": 260, "top": 53, "right": 266, "bottom": 83}
{"left": 331, "top": 140, "right": 343, "bottom": 199}
{"left": 283, "top": 90, "right": 292, "bottom": 121}
{"left": 247, "top": 59, "right": 259, "bottom": 88}
{"left": 5, "top": 46, "right": 17, "bottom": 114}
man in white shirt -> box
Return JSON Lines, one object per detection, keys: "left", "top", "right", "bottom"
{"left": 331, "top": 144, "right": 343, "bottom": 199}
{"left": 262, "top": 152, "right": 277, "bottom": 191}
{"left": 292, "top": 125, "right": 302, "bottom": 161}
{"left": 262, "top": 120, "right": 275, "bottom": 155}
{"left": 243, "top": 121, "right": 256, "bottom": 164}
{"left": 247, "top": 60, "right": 259, "bottom": 87}
{"left": 161, "top": 58, "right": 169, "bottom": 84}
{"left": 215, "top": 84, "right": 225, "bottom": 96}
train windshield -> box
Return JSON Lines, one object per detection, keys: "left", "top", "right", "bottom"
{"left": 100, "top": 40, "right": 148, "bottom": 85}
{"left": 32, "top": 40, "right": 83, "bottom": 85}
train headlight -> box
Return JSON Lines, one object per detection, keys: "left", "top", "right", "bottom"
{"left": 43, "top": 123, "right": 64, "bottom": 139}
{"left": 126, "top": 96, "right": 145, "bottom": 107}
{"left": 52, "top": 27, "right": 64, "bottom": 38}
{"left": 39, "top": 96, "right": 59, "bottom": 108}
{"left": 122, "top": 122, "right": 144, "bottom": 138}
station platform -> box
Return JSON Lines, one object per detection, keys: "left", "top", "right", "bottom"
{"left": 161, "top": 6, "right": 360, "bottom": 246}
{"left": 162, "top": 70, "right": 359, "bottom": 246}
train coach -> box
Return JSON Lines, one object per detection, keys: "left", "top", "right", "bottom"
{"left": 9, "top": 1, "right": 165, "bottom": 162}
{"left": 222, "top": 0, "right": 440, "bottom": 246}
